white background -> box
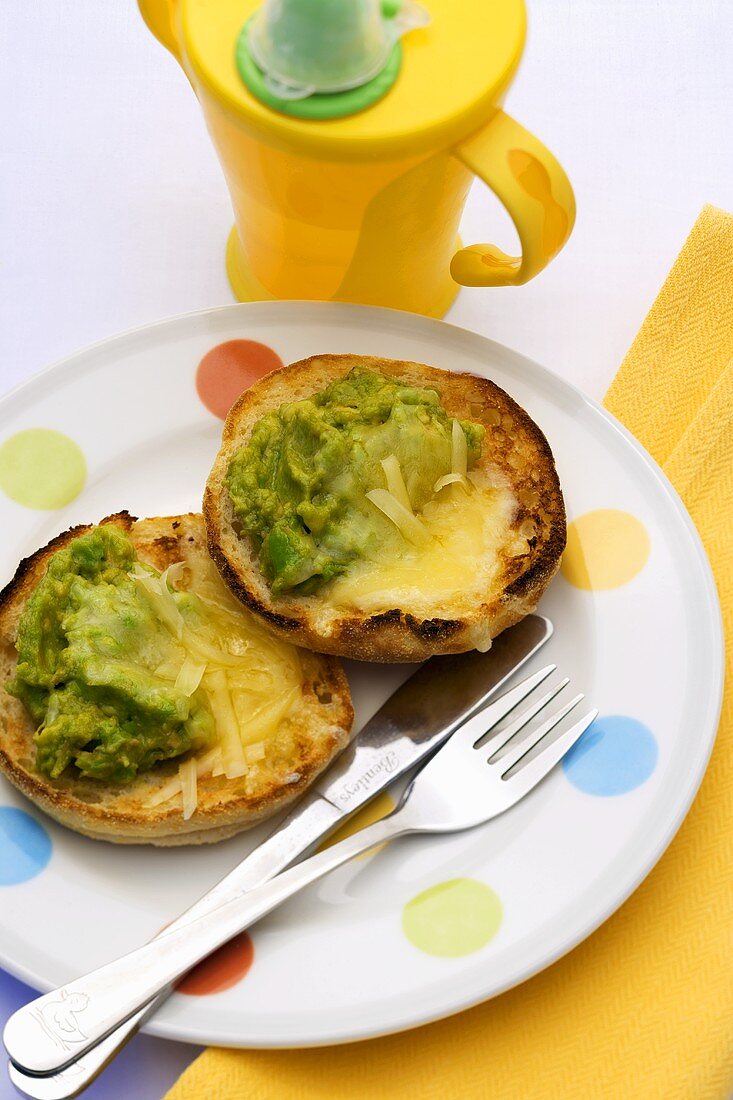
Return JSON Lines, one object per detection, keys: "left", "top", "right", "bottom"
{"left": 1, "top": 2, "right": 732, "bottom": 398}
{"left": 0, "top": 3, "right": 731, "bottom": 1098}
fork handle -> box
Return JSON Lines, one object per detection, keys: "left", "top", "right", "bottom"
{"left": 7, "top": 795, "right": 346, "bottom": 1099}
{"left": 4, "top": 810, "right": 409, "bottom": 1077}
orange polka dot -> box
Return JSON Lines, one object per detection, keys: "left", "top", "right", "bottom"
{"left": 176, "top": 931, "right": 254, "bottom": 996}
{"left": 196, "top": 340, "right": 284, "bottom": 419}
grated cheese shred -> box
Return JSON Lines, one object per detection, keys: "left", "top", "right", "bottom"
{"left": 380, "top": 455, "right": 413, "bottom": 514}
{"left": 136, "top": 552, "right": 302, "bottom": 814}
{"left": 366, "top": 489, "right": 430, "bottom": 546}
{"left": 179, "top": 758, "right": 198, "bottom": 821}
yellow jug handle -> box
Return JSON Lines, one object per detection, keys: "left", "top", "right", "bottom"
{"left": 450, "top": 110, "right": 576, "bottom": 287}
{"left": 138, "top": 0, "right": 182, "bottom": 61}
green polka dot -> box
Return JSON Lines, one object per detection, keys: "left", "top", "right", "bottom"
{"left": 0, "top": 429, "right": 86, "bottom": 509}
{"left": 402, "top": 878, "right": 503, "bottom": 957}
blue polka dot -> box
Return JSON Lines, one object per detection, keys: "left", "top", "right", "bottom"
{"left": 0, "top": 807, "right": 52, "bottom": 885}
{"left": 562, "top": 715, "right": 658, "bottom": 796}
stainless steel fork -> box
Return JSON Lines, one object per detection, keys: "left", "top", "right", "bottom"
{"left": 4, "top": 664, "right": 596, "bottom": 1079}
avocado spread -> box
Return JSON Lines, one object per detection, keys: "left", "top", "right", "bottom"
{"left": 8, "top": 527, "right": 213, "bottom": 783}
{"left": 225, "top": 369, "right": 484, "bottom": 594}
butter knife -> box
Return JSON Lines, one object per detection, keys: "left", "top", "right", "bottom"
{"left": 8, "top": 614, "right": 551, "bottom": 1097}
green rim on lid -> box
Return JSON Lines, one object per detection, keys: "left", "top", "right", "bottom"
{"left": 236, "top": 22, "right": 403, "bottom": 119}
{"left": 235, "top": 0, "right": 429, "bottom": 120}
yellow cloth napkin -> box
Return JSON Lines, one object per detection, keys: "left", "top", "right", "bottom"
{"left": 167, "top": 206, "right": 733, "bottom": 1100}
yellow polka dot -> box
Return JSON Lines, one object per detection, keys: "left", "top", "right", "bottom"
{"left": 318, "top": 791, "right": 395, "bottom": 859}
{"left": 562, "top": 509, "right": 650, "bottom": 591}
{"left": 0, "top": 429, "right": 86, "bottom": 510}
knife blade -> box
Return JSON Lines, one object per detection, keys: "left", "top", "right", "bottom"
{"left": 8, "top": 614, "right": 551, "bottom": 1098}
{"left": 315, "top": 616, "right": 554, "bottom": 812}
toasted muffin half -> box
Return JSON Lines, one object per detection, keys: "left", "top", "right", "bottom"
{"left": 205, "top": 354, "right": 566, "bottom": 662}
{"left": 0, "top": 512, "right": 353, "bottom": 845}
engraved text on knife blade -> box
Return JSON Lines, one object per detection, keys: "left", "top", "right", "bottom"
{"left": 316, "top": 737, "right": 422, "bottom": 811}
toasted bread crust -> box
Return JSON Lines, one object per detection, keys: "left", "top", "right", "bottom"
{"left": 205, "top": 354, "right": 566, "bottom": 662}
{"left": 0, "top": 513, "right": 353, "bottom": 845}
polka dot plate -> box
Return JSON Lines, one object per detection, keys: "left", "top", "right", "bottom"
{"left": 0, "top": 302, "right": 722, "bottom": 1047}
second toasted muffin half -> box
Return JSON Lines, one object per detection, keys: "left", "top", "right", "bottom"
{"left": 205, "top": 354, "right": 566, "bottom": 663}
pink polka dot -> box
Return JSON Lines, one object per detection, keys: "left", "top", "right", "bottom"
{"left": 196, "top": 340, "right": 284, "bottom": 419}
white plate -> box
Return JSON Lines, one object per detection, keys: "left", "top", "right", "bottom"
{"left": 0, "top": 302, "right": 722, "bottom": 1047}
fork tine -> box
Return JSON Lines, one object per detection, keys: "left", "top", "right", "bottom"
{"left": 496, "top": 693, "right": 585, "bottom": 773}
{"left": 449, "top": 665, "right": 557, "bottom": 748}
{"left": 485, "top": 678, "right": 570, "bottom": 759}
{"left": 502, "top": 708, "right": 599, "bottom": 798}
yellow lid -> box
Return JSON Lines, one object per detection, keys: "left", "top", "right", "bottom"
{"left": 181, "top": 0, "right": 525, "bottom": 160}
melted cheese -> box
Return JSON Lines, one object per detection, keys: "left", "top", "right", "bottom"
{"left": 139, "top": 551, "right": 303, "bottom": 812}
{"left": 328, "top": 477, "right": 518, "bottom": 617}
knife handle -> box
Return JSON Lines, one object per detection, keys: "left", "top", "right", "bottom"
{"left": 5, "top": 812, "right": 408, "bottom": 1078}
{"left": 6, "top": 794, "right": 342, "bottom": 1098}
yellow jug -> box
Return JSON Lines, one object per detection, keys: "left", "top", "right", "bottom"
{"left": 139, "top": 0, "right": 575, "bottom": 317}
